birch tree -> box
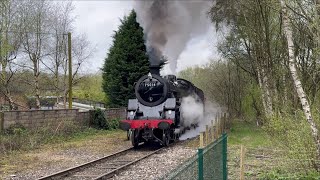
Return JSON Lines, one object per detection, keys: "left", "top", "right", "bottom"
{"left": 20, "top": 0, "right": 52, "bottom": 109}
{"left": 280, "top": 0, "right": 320, "bottom": 164}
{"left": 0, "top": 0, "right": 21, "bottom": 109}
{"left": 46, "top": 1, "right": 74, "bottom": 105}
{"left": 209, "top": 0, "right": 287, "bottom": 121}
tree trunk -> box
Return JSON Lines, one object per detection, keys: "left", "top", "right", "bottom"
{"left": 280, "top": 0, "right": 320, "bottom": 167}
{"left": 261, "top": 67, "right": 273, "bottom": 116}
{"left": 257, "top": 68, "right": 267, "bottom": 116}
{"left": 32, "top": 54, "right": 41, "bottom": 109}
{"left": 5, "top": 87, "right": 14, "bottom": 110}
{"left": 257, "top": 66, "right": 273, "bottom": 120}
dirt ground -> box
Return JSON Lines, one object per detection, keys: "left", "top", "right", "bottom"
{"left": 0, "top": 130, "right": 132, "bottom": 179}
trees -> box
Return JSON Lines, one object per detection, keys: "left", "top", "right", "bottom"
{"left": 209, "top": 0, "right": 285, "bottom": 121}
{"left": 0, "top": 0, "right": 92, "bottom": 109}
{"left": 20, "top": 0, "right": 52, "bottom": 109}
{"left": 102, "top": 10, "right": 149, "bottom": 107}
{"left": 208, "top": 0, "right": 320, "bottom": 170}
{"left": 73, "top": 72, "right": 106, "bottom": 102}
{"left": 279, "top": 0, "right": 320, "bottom": 167}
{"left": 0, "top": 0, "right": 21, "bottom": 110}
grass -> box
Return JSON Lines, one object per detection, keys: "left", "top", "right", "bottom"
{"left": 0, "top": 125, "right": 129, "bottom": 178}
{"left": 227, "top": 120, "right": 320, "bottom": 180}
{"left": 228, "top": 120, "right": 272, "bottom": 147}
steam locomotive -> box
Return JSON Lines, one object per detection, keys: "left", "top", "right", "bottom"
{"left": 119, "top": 65, "right": 205, "bottom": 147}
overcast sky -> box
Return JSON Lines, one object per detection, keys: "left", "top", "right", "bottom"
{"left": 72, "top": 0, "right": 219, "bottom": 74}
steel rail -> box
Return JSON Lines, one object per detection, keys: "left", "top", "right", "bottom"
{"left": 37, "top": 146, "right": 164, "bottom": 180}
{"left": 94, "top": 147, "right": 164, "bottom": 180}
{"left": 37, "top": 147, "right": 134, "bottom": 180}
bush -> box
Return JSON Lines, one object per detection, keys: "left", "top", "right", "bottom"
{"left": 5, "top": 123, "right": 27, "bottom": 135}
{"left": 108, "top": 118, "right": 120, "bottom": 130}
{"left": 91, "top": 108, "right": 108, "bottom": 129}
{"left": 263, "top": 111, "right": 318, "bottom": 171}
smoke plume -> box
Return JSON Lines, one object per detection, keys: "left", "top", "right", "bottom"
{"left": 134, "top": 0, "right": 212, "bottom": 74}
{"left": 179, "top": 96, "right": 221, "bottom": 140}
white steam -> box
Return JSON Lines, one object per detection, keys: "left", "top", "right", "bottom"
{"left": 134, "top": 0, "right": 212, "bottom": 74}
{"left": 179, "top": 96, "right": 221, "bottom": 140}
{"left": 180, "top": 96, "right": 204, "bottom": 128}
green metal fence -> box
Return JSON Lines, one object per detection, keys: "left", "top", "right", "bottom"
{"left": 162, "top": 133, "right": 228, "bottom": 180}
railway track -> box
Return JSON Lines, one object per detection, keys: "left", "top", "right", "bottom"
{"left": 38, "top": 145, "right": 164, "bottom": 180}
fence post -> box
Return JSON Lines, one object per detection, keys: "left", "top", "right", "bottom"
{"left": 211, "top": 120, "right": 215, "bottom": 142}
{"left": 240, "top": 145, "right": 245, "bottom": 180}
{"left": 0, "top": 111, "right": 3, "bottom": 132}
{"left": 217, "top": 116, "right": 221, "bottom": 136}
{"left": 198, "top": 132, "right": 204, "bottom": 180}
{"left": 199, "top": 132, "right": 204, "bottom": 148}
{"left": 198, "top": 148, "right": 204, "bottom": 180}
{"left": 222, "top": 133, "right": 228, "bottom": 180}
{"left": 223, "top": 113, "right": 227, "bottom": 132}
{"left": 214, "top": 126, "right": 217, "bottom": 140}
{"left": 205, "top": 125, "right": 209, "bottom": 145}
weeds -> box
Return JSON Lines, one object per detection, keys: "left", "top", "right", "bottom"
{"left": 0, "top": 121, "right": 88, "bottom": 155}
{"left": 228, "top": 118, "right": 320, "bottom": 179}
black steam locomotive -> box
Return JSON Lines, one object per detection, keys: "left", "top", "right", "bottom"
{"left": 120, "top": 65, "right": 205, "bottom": 147}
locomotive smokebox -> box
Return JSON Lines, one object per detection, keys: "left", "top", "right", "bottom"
{"left": 149, "top": 65, "right": 161, "bottom": 75}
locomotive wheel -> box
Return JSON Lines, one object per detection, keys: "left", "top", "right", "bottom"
{"left": 131, "top": 130, "right": 139, "bottom": 148}
{"left": 162, "top": 131, "right": 170, "bottom": 146}
{"left": 127, "top": 130, "right": 132, "bottom": 141}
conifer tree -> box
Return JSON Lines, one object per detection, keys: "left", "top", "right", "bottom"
{"left": 102, "top": 10, "right": 149, "bottom": 107}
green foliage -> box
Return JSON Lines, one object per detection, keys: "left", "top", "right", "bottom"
{"left": 91, "top": 108, "right": 108, "bottom": 129}
{"left": 263, "top": 111, "right": 318, "bottom": 170}
{"left": 178, "top": 60, "right": 255, "bottom": 118}
{"left": 228, "top": 120, "right": 271, "bottom": 147}
{"left": 5, "top": 123, "right": 26, "bottom": 135}
{"left": 259, "top": 170, "right": 320, "bottom": 180}
{"left": 73, "top": 73, "right": 106, "bottom": 102}
{"left": 0, "top": 38, "right": 13, "bottom": 57}
{"left": 0, "top": 121, "right": 85, "bottom": 154}
{"left": 90, "top": 109, "right": 120, "bottom": 130}
{"left": 241, "top": 83, "right": 264, "bottom": 123}
{"left": 102, "top": 10, "right": 149, "bottom": 107}
{"left": 108, "top": 118, "right": 120, "bottom": 130}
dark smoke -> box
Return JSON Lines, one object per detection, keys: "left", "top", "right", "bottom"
{"left": 134, "top": 0, "right": 212, "bottom": 74}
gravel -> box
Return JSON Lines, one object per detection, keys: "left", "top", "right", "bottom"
{"left": 3, "top": 140, "right": 197, "bottom": 180}
{"left": 3, "top": 143, "right": 132, "bottom": 180}
{"left": 112, "top": 144, "right": 197, "bottom": 180}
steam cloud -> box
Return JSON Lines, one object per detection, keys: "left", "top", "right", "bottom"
{"left": 179, "top": 96, "right": 221, "bottom": 140}
{"left": 134, "top": 0, "right": 212, "bottom": 74}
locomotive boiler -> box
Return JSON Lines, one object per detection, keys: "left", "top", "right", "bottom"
{"left": 120, "top": 65, "right": 205, "bottom": 147}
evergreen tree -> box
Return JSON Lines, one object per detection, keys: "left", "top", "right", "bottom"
{"left": 102, "top": 10, "right": 149, "bottom": 107}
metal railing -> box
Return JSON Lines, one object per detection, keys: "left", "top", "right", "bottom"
{"left": 162, "top": 133, "right": 228, "bottom": 180}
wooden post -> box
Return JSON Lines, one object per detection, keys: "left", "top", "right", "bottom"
{"left": 205, "top": 125, "right": 209, "bottom": 145}
{"left": 240, "top": 145, "right": 245, "bottom": 180}
{"left": 215, "top": 115, "right": 218, "bottom": 136}
{"left": 199, "top": 132, "right": 205, "bottom": 180}
{"left": 0, "top": 111, "right": 3, "bottom": 132}
{"left": 223, "top": 112, "right": 227, "bottom": 132}
{"left": 68, "top": 32, "right": 72, "bottom": 109}
{"left": 217, "top": 116, "right": 221, "bottom": 136}
{"left": 199, "top": 132, "right": 204, "bottom": 148}
{"left": 213, "top": 126, "right": 217, "bottom": 140}
{"left": 211, "top": 120, "right": 215, "bottom": 142}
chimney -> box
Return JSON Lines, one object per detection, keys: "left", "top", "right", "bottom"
{"left": 149, "top": 65, "right": 160, "bottom": 75}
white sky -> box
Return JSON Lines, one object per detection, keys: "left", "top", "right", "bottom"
{"left": 72, "top": 0, "right": 219, "bottom": 74}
